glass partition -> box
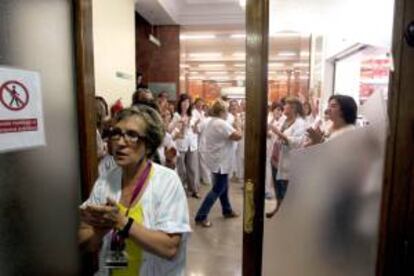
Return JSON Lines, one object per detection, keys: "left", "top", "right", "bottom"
{"left": 262, "top": 0, "right": 394, "bottom": 275}
{"left": 0, "top": 1, "right": 80, "bottom": 274}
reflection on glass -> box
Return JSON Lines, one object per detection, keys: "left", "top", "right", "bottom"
{"left": 263, "top": 92, "right": 387, "bottom": 276}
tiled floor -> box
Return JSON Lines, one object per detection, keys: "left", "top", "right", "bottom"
{"left": 185, "top": 181, "right": 244, "bottom": 276}
{"left": 185, "top": 180, "right": 277, "bottom": 276}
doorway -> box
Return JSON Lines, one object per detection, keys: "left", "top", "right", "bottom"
{"left": 75, "top": 2, "right": 414, "bottom": 275}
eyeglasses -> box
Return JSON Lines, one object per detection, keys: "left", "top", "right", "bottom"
{"left": 109, "top": 127, "right": 145, "bottom": 144}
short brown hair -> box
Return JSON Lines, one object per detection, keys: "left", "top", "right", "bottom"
{"left": 284, "top": 97, "right": 304, "bottom": 117}
{"left": 209, "top": 99, "right": 228, "bottom": 117}
{"left": 114, "top": 106, "right": 165, "bottom": 157}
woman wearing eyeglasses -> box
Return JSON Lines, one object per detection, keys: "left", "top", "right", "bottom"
{"left": 78, "top": 106, "right": 191, "bottom": 276}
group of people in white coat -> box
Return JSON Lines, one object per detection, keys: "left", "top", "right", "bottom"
{"left": 166, "top": 95, "right": 246, "bottom": 228}
{"left": 265, "top": 95, "right": 359, "bottom": 218}
{"left": 83, "top": 90, "right": 358, "bottom": 275}
{"left": 162, "top": 92, "right": 359, "bottom": 222}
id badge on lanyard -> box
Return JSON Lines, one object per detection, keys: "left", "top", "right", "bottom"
{"left": 104, "top": 161, "right": 152, "bottom": 270}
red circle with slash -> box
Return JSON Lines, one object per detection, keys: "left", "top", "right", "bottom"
{"left": 0, "top": 80, "right": 30, "bottom": 111}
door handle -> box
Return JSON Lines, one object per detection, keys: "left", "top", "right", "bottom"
{"left": 244, "top": 179, "right": 255, "bottom": 234}
{"left": 404, "top": 21, "right": 414, "bottom": 47}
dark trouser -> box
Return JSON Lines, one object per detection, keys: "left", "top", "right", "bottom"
{"left": 195, "top": 172, "right": 233, "bottom": 221}
{"left": 271, "top": 165, "right": 288, "bottom": 201}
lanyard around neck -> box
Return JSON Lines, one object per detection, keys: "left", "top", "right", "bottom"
{"left": 281, "top": 118, "right": 295, "bottom": 132}
{"left": 125, "top": 161, "right": 152, "bottom": 215}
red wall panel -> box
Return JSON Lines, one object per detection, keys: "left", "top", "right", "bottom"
{"left": 135, "top": 13, "right": 179, "bottom": 95}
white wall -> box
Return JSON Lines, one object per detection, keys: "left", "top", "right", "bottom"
{"left": 270, "top": 0, "right": 394, "bottom": 48}
{"left": 93, "top": 0, "right": 136, "bottom": 107}
{"left": 334, "top": 52, "right": 362, "bottom": 105}
{"left": 324, "top": 36, "right": 359, "bottom": 60}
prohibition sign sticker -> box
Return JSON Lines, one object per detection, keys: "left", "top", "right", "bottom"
{"left": 0, "top": 80, "right": 30, "bottom": 111}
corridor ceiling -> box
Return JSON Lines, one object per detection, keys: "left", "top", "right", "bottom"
{"left": 135, "top": 0, "right": 394, "bottom": 82}
{"left": 136, "top": 0, "right": 394, "bottom": 47}
{"left": 135, "top": 0, "right": 244, "bottom": 26}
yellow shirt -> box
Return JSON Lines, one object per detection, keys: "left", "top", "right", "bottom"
{"left": 111, "top": 202, "right": 144, "bottom": 276}
{"left": 112, "top": 166, "right": 155, "bottom": 276}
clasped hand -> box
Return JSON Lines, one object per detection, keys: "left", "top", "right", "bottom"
{"left": 306, "top": 127, "right": 324, "bottom": 144}
{"left": 80, "top": 198, "right": 126, "bottom": 230}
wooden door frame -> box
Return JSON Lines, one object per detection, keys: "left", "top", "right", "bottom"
{"left": 74, "top": 0, "right": 99, "bottom": 274}
{"left": 242, "top": 1, "right": 269, "bottom": 276}
{"left": 74, "top": 0, "right": 97, "bottom": 201}
{"left": 73, "top": 0, "right": 414, "bottom": 275}
{"left": 377, "top": 0, "right": 414, "bottom": 274}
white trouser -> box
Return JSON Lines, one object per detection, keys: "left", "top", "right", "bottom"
{"left": 265, "top": 138, "right": 275, "bottom": 197}
{"left": 235, "top": 138, "right": 244, "bottom": 180}
{"left": 177, "top": 149, "right": 199, "bottom": 193}
{"left": 199, "top": 151, "right": 211, "bottom": 184}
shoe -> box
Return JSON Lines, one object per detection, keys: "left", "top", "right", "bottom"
{"left": 223, "top": 211, "right": 239, "bottom": 219}
{"left": 266, "top": 205, "right": 280, "bottom": 219}
{"left": 191, "top": 192, "right": 201, "bottom": 199}
{"left": 195, "top": 220, "right": 212, "bottom": 227}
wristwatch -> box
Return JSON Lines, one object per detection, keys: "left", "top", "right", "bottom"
{"left": 118, "top": 217, "right": 134, "bottom": 238}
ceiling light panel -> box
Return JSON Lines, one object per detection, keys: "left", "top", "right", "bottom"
{"left": 209, "top": 76, "right": 231, "bottom": 80}
{"left": 198, "top": 63, "right": 226, "bottom": 68}
{"left": 180, "top": 34, "right": 216, "bottom": 40}
{"left": 278, "top": 51, "right": 297, "bottom": 57}
{"left": 205, "top": 71, "right": 228, "bottom": 75}
{"left": 188, "top": 52, "right": 223, "bottom": 57}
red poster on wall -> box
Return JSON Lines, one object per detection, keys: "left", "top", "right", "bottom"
{"left": 360, "top": 58, "right": 390, "bottom": 102}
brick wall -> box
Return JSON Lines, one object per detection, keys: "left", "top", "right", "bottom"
{"left": 135, "top": 13, "right": 179, "bottom": 96}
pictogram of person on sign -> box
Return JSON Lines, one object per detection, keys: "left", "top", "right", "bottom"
{"left": 0, "top": 80, "right": 29, "bottom": 111}
{"left": 9, "top": 85, "right": 25, "bottom": 107}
